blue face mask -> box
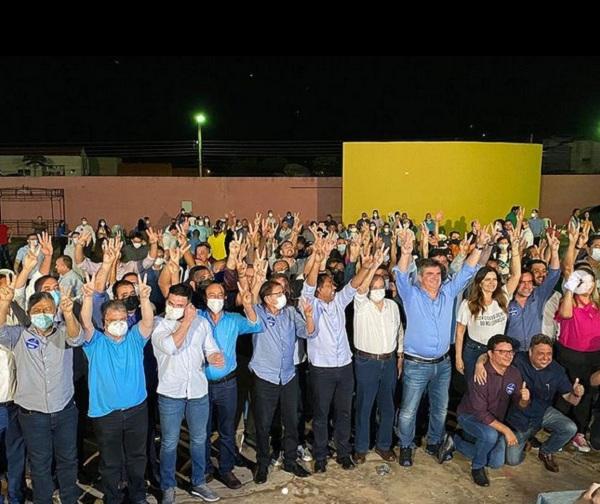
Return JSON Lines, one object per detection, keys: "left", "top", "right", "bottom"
{"left": 50, "top": 290, "right": 61, "bottom": 308}
{"left": 31, "top": 313, "right": 54, "bottom": 331}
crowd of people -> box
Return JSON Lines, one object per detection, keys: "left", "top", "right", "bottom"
{"left": 0, "top": 205, "right": 599, "bottom": 503}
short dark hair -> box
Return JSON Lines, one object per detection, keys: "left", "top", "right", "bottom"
{"left": 259, "top": 280, "right": 282, "bottom": 303}
{"left": 101, "top": 300, "right": 127, "bottom": 321}
{"left": 316, "top": 272, "right": 334, "bottom": 290}
{"left": 201, "top": 281, "right": 224, "bottom": 301}
{"left": 168, "top": 283, "right": 192, "bottom": 301}
{"left": 112, "top": 279, "right": 134, "bottom": 298}
{"left": 418, "top": 258, "right": 444, "bottom": 275}
{"left": 487, "top": 334, "right": 514, "bottom": 351}
{"left": 524, "top": 259, "right": 547, "bottom": 272}
{"left": 28, "top": 291, "right": 56, "bottom": 313}
{"left": 57, "top": 255, "right": 73, "bottom": 269}
{"left": 33, "top": 275, "right": 57, "bottom": 293}
{"left": 529, "top": 334, "right": 553, "bottom": 349}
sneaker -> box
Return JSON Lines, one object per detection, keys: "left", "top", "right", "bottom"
{"left": 297, "top": 444, "right": 313, "bottom": 462}
{"left": 437, "top": 433, "right": 455, "bottom": 464}
{"left": 270, "top": 451, "right": 284, "bottom": 467}
{"left": 399, "top": 447, "right": 413, "bottom": 467}
{"left": 161, "top": 487, "right": 176, "bottom": 504}
{"left": 572, "top": 433, "right": 591, "bottom": 453}
{"left": 190, "top": 484, "right": 220, "bottom": 502}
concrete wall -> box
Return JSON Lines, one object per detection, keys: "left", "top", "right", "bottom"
{"left": 0, "top": 177, "right": 343, "bottom": 232}
{"left": 0, "top": 174, "right": 596, "bottom": 234}
{"left": 540, "top": 174, "right": 600, "bottom": 224}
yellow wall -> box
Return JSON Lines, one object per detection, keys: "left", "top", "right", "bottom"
{"left": 343, "top": 142, "right": 542, "bottom": 233}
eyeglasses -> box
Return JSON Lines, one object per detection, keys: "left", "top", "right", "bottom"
{"left": 267, "top": 291, "right": 284, "bottom": 297}
{"left": 493, "top": 349, "right": 515, "bottom": 356}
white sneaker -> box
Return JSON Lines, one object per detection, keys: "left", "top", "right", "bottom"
{"left": 270, "top": 451, "right": 283, "bottom": 467}
{"left": 571, "top": 433, "right": 591, "bottom": 453}
{"left": 297, "top": 444, "right": 313, "bottom": 462}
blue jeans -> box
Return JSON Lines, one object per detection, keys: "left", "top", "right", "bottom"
{"left": 455, "top": 413, "right": 506, "bottom": 469}
{"left": 462, "top": 339, "right": 487, "bottom": 382}
{"left": 18, "top": 400, "right": 79, "bottom": 504}
{"left": 395, "top": 356, "right": 451, "bottom": 448}
{"left": 506, "top": 407, "right": 577, "bottom": 465}
{"left": 1, "top": 403, "right": 26, "bottom": 504}
{"left": 206, "top": 378, "right": 238, "bottom": 476}
{"left": 354, "top": 355, "right": 397, "bottom": 453}
{"left": 159, "top": 394, "right": 209, "bottom": 490}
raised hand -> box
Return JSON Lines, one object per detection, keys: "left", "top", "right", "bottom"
{"left": 137, "top": 274, "right": 151, "bottom": 299}
{"left": 22, "top": 248, "right": 40, "bottom": 271}
{"left": 81, "top": 272, "right": 96, "bottom": 298}
{"left": 0, "top": 274, "right": 16, "bottom": 303}
{"left": 59, "top": 284, "right": 74, "bottom": 314}
{"left": 520, "top": 381, "right": 530, "bottom": 402}
{"left": 399, "top": 230, "right": 414, "bottom": 255}
{"left": 228, "top": 237, "right": 241, "bottom": 257}
{"left": 146, "top": 227, "right": 162, "bottom": 245}
{"left": 299, "top": 297, "right": 313, "bottom": 319}
{"left": 476, "top": 227, "right": 491, "bottom": 248}
{"left": 38, "top": 231, "right": 53, "bottom": 258}
{"left": 77, "top": 231, "right": 92, "bottom": 247}
{"left": 237, "top": 281, "right": 253, "bottom": 306}
{"left": 573, "top": 377, "right": 585, "bottom": 398}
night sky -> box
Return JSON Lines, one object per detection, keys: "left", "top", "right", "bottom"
{"left": 1, "top": 56, "right": 600, "bottom": 143}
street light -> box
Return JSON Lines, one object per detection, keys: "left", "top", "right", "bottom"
{"left": 195, "top": 113, "right": 207, "bottom": 176}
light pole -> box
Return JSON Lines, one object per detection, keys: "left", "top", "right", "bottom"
{"left": 195, "top": 113, "right": 207, "bottom": 176}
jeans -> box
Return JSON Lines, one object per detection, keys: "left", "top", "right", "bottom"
{"left": 455, "top": 413, "right": 506, "bottom": 469}
{"left": 18, "top": 400, "right": 79, "bottom": 504}
{"left": 354, "top": 356, "right": 397, "bottom": 453}
{"left": 206, "top": 378, "right": 238, "bottom": 476}
{"left": 158, "top": 395, "right": 209, "bottom": 490}
{"left": 253, "top": 375, "right": 299, "bottom": 469}
{"left": 395, "top": 356, "right": 451, "bottom": 448}
{"left": 310, "top": 363, "right": 354, "bottom": 461}
{"left": 0, "top": 403, "right": 26, "bottom": 504}
{"left": 93, "top": 401, "right": 148, "bottom": 503}
{"left": 505, "top": 407, "right": 577, "bottom": 465}
{"left": 462, "top": 339, "right": 488, "bottom": 383}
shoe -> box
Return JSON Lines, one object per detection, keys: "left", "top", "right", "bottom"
{"left": 283, "top": 461, "right": 311, "bottom": 477}
{"left": 161, "top": 487, "right": 176, "bottom": 504}
{"left": 374, "top": 448, "right": 396, "bottom": 462}
{"left": 353, "top": 452, "right": 366, "bottom": 464}
{"left": 297, "top": 444, "right": 313, "bottom": 462}
{"left": 336, "top": 456, "right": 355, "bottom": 470}
{"left": 205, "top": 472, "right": 214, "bottom": 483}
{"left": 190, "top": 483, "right": 220, "bottom": 502}
{"left": 253, "top": 465, "right": 268, "bottom": 484}
{"left": 219, "top": 471, "right": 242, "bottom": 490}
{"left": 571, "top": 433, "right": 591, "bottom": 453}
{"left": 270, "top": 450, "right": 284, "bottom": 467}
{"left": 471, "top": 467, "right": 490, "bottom": 487}
{"left": 314, "top": 459, "right": 327, "bottom": 473}
{"left": 437, "top": 433, "right": 455, "bottom": 464}
{"left": 425, "top": 443, "right": 440, "bottom": 457}
{"left": 538, "top": 452, "right": 559, "bottom": 473}
{"left": 399, "top": 447, "right": 413, "bottom": 467}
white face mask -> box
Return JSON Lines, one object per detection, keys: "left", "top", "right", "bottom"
{"left": 337, "top": 245, "right": 347, "bottom": 254}
{"left": 575, "top": 272, "right": 596, "bottom": 295}
{"left": 165, "top": 304, "right": 185, "bottom": 320}
{"left": 369, "top": 289, "right": 386, "bottom": 302}
{"left": 592, "top": 248, "right": 600, "bottom": 262}
{"left": 154, "top": 257, "right": 165, "bottom": 267}
{"left": 133, "top": 242, "right": 143, "bottom": 249}
{"left": 81, "top": 220, "right": 88, "bottom": 226}
{"left": 207, "top": 298, "right": 224, "bottom": 313}
{"left": 275, "top": 294, "right": 287, "bottom": 310}
{"left": 107, "top": 320, "right": 128, "bottom": 337}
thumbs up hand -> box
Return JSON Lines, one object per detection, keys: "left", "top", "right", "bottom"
{"left": 520, "top": 381, "right": 530, "bottom": 403}
{"left": 573, "top": 378, "right": 585, "bottom": 398}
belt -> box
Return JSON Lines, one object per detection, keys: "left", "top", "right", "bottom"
{"left": 466, "top": 336, "right": 488, "bottom": 349}
{"left": 0, "top": 401, "right": 13, "bottom": 408}
{"left": 355, "top": 350, "right": 395, "bottom": 361}
{"left": 404, "top": 353, "right": 449, "bottom": 364}
{"left": 208, "top": 370, "right": 237, "bottom": 385}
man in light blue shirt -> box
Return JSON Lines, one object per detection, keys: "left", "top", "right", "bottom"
{"left": 250, "top": 280, "right": 315, "bottom": 485}
{"left": 200, "top": 281, "right": 262, "bottom": 490}
{"left": 394, "top": 228, "right": 488, "bottom": 467}
{"left": 301, "top": 239, "right": 373, "bottom": 473}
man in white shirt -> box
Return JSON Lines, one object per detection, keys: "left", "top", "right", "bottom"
{"left": 152, "top": 283, "right": 224, "bottom": 504}
{"left": 352, "top": 262, "right": 403, "bottom": 465}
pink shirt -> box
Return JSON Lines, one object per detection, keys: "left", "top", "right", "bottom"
{"left": 556, "top": 302, "right": 600, "bottom": 352}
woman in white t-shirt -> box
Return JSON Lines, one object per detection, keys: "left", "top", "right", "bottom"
{"left": 455, "top": 266, "right": 511, "bottom": 380}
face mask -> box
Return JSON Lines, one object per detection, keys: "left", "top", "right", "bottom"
{"left": 592, "top": 248, "right": 600, "bottom": 262}
{"left": 370, "top": 225, "right": 376, "bottom": 231}
{"left": 369, "top": 289, "right": 386, "bottom": 302}
{"left": 123, "top": 295, "right": 140, "bottom": 312}
{"left": 268, "top": 213, "right": 273, "bottom": 218}
{"left": 204, "top": 218, "right": 210, "bottom": 224}
{"left": 373, "top": 213, "right": 379, "bottom": 218}
{"left": 499, "top": 243, "right": 509, "bottom": 251}
{"left": 383, "top": 227, "right": 390, "bottom": 234}
{"left": 165, "top": 304, "right": 185, "bottom": 320}
{"left": 207, "top": 298, "right": 224, "bottom": 314}
{"left": 107, "top": 320, "right": 128, "bottom": 337}
{"left": 31, "top": 313, "right": 54, "bottom": 331}
{"left": 154, "top": 257, "right": 165, "bottom": 267}
{"left": 337, "top": 245, "right": 347, "bottom": 254}
{"left": 28, "top": 240, "right": 39, "bottom": 248}
{"left": 574, "top": 273, "right": 596, "bottom": 295}
{"left": 82, "top": 220, "right": 88, "bottom": 226}
{"left": 49, "top": 290, "right": 61, "bottom": 307}
{"left": 133, "top": 242, "right": 142, "bottom": 249}
{"left": 403, "top": 223, "right": 410, "bottom": 229}
{"left": 100, "top": 221, "right": 106, "bottom": 226}
{"left": 275, "top": 294, "right": 287, "bottom": 310}
{"left": 531, "top": 213, "right": 537, "bottom": 219}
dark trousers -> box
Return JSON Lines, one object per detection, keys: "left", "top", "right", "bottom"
{"left": 555, "top": 344, "right": 600, "bottom": 432}
{"left": 253, "top": 375, "right": 298, "bottom": 469}
{"left": 0, "top": 403, "right": 26, "bottom": 504}
{"left": 0, "top": 244, "right": 11, "bottom": 269}
{"left": 206, "top": 377, "right": 238, "bottom": 475}
{"left": 93, "top": 401, "right": 148, "bottom": 504}
{"left": 18, "top": 400, "right": 79, "bottom": 504}
{"left": 310, "top": 363, "right": 354, "bottom": 461}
